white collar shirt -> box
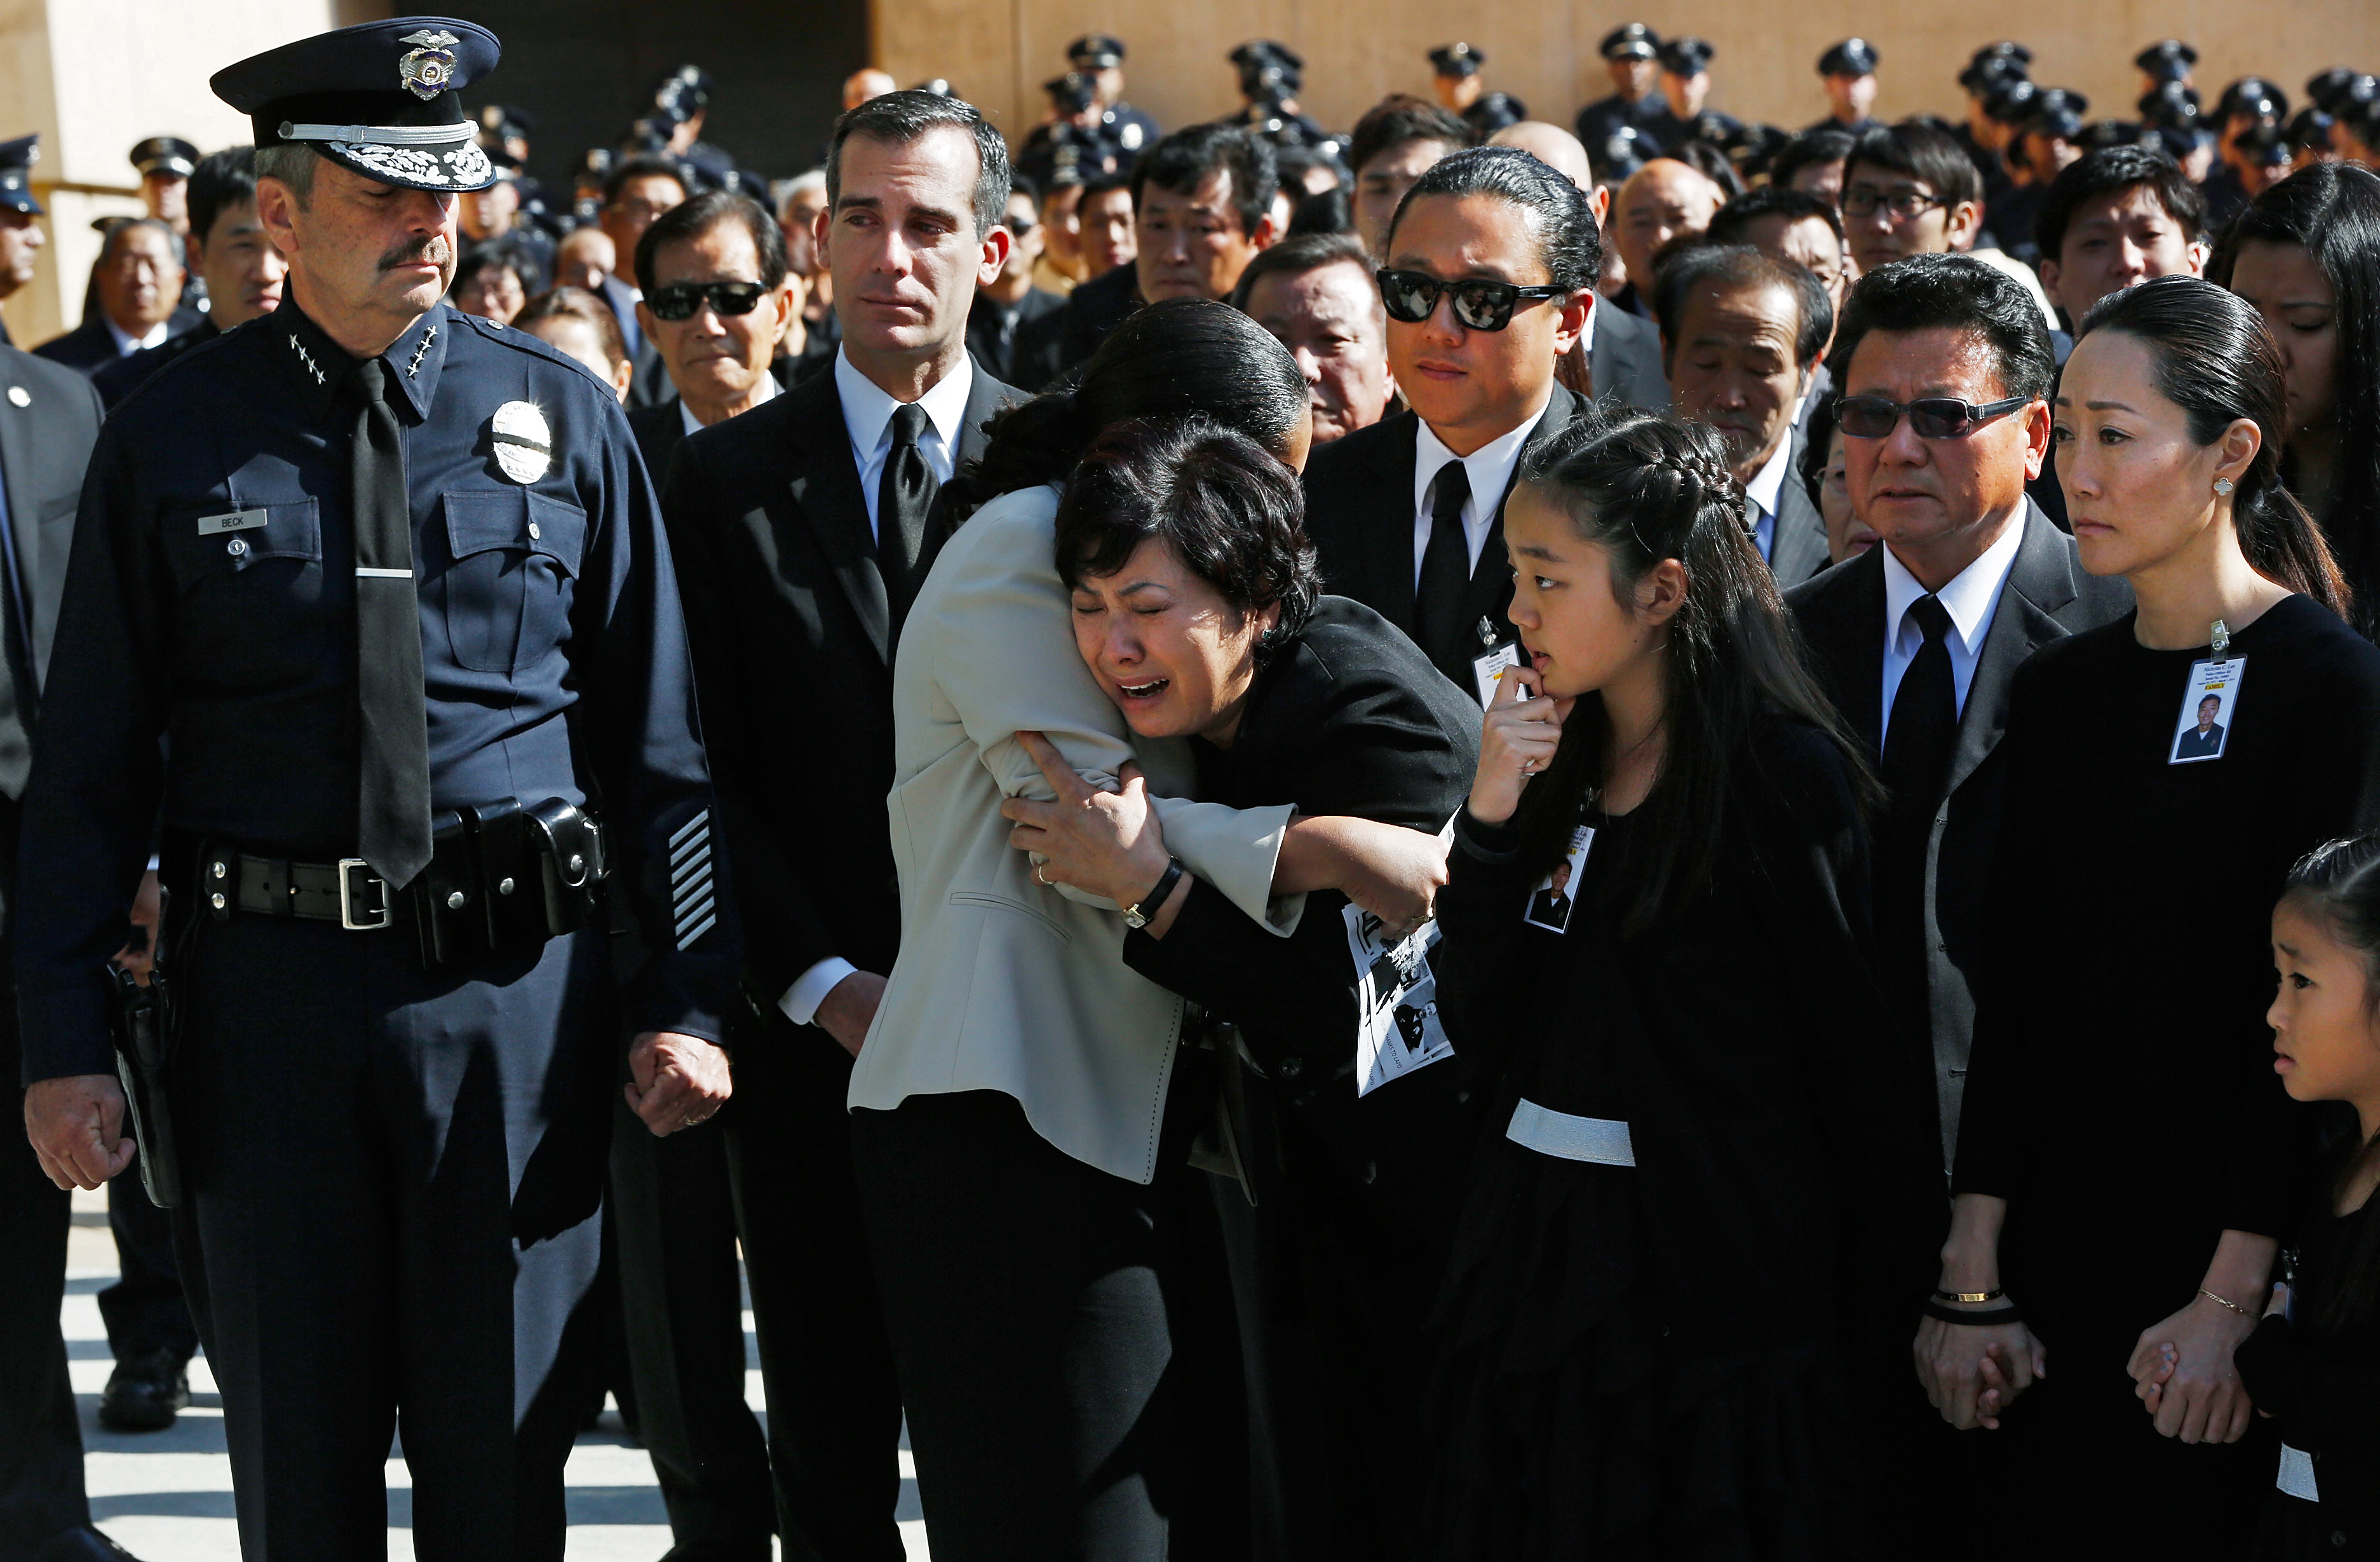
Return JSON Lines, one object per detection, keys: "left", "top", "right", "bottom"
{"left": 1410, "top": 401, "right": 1555, "bottom": 592}
{"left": 837, "top": 348, "right": 976, "bottom": 541}
{"left": 678, "top": 371, "right": 780, "bottom": 439}
{"left": 1878, "top": 512, "right": 2027, "bottom": 745}
{"left": 1740, "top": 431, "right": 1795, "bottom": 567}
{"left": 105, "top": 316, "right": 169, "bottom": 357}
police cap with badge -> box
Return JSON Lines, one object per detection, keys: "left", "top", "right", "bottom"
{"left": 0, "top": 134, "right": 41, "bottom": 216}
{"left": 1431, "top": 43, "right": 1484, "bottom": 81}
{"left": 1600, "top": 24, "right": 1660, "bottom": 63}
{"left": 1818, "top": 38, "right": 1879, "bottom": 79}
{"left": 132, "top": 136, "right": 201, "bottom": 180}
{"left": 1069, "top": 34, "right": 1126, "bottom": 72}
{"left": 1657, "top": 37, "right": 1714, "bottom": 79}
{"left": 211, "top": 15, "right": 501, "bottom": 193}
{"left": 2136, "top": 40, "right": 2200, "bottom": 85}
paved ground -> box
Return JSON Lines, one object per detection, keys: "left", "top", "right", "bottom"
{"left": 63, "top": 1188, "right": 931, "bottom": 1560}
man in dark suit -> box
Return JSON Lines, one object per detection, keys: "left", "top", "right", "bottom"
{"left": 35, "top": 218, "right": 186, "bottom": 376}
{"left": 0, "top": 339, "right": 144, "bottom": 1561}
{"left": 94, "top": 146, "right": 286, "bottom": 411}
{"left": 2174, "top": 696, "right": 2224, "bottom": 759}
{"left": 1656, "top": 245, "right": 1832, "bottom": 586}
{"left": 656, "top": 90, "right": 1021, "bottom": 1562}
{"left": 1587, "top": 295, "right": 1670, "bottom": 411}
{"left": 594, "top": 155, "right": 690, "bottom": 409}
{"left": 1304, "top": 146, "right": 1595, "bottom": 703}
{"left": 1785, "top": 253, "right": 2130, "bottom": 1543}
{"left": 964, "top": 181, "right": 1065, "bottom": 386}
{"left": 607, "top": 186, "right": 806, "bottom": 1555}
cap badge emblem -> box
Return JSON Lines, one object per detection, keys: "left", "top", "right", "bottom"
{"left": 397, "top": 29, "right": 462, "bottom": 100}
{"left": 490, "top": 400, "right": 553, "bottom": 484}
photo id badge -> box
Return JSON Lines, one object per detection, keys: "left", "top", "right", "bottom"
{"left": 2170, "top": 656, "right": 2243, "bottom": 765}
{"left": 1472, "top": 640, "right": 1521, "bottom": 709}
{"left": 1524, "top": 824, "right": 1595, "bottom": 934}
{"left": 1344, "top": 820, "right": 1460, "bottom": 1097}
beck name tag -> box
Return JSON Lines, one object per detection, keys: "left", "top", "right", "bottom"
{"left": 196, "top": 509, "right": 269, "bottom": 536}
{"left": 1472, "top": 641, "right": 1521, "bottom": 708}
{"left": 2169, "top": 656, "right": 2243, "bottom": 765}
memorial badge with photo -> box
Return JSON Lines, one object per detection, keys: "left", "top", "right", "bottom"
{"left": 1524, "top": 824, "right": 1595, "bottom": 934}
{"left": 2170, "top": 656, "right": 2243, "bottom": 765}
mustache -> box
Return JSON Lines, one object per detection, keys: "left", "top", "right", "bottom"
{"left": 377, "top": 234, "right": 453, "bottom": 273}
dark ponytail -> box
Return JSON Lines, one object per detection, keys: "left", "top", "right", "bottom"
{"left": 2282, "top": 834, "right": 2380, "bottom": 1331}
{"left": 965, "top": 297, "right": 1310, "bottom": 503}
{"left": 2078, "top": 275, "right": 2351, "bottom": 621}
{"left": 1511, "top": 406, "right": 1877, "bottom": 934}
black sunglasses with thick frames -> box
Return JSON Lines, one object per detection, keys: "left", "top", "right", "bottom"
{"left": 645, "top": 280, "right": 769, "bottom": 322}
{"left": 1836, "top": 393, "right": 2032, "bottom": 440}
{"left": 1376, "top": 268, "right": 1569, "bottom": 332}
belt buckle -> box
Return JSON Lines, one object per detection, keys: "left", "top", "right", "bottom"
{"left": 337, "top": 859, "right": 392, "bottom": 931}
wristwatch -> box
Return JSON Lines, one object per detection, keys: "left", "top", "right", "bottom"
{"left": 1121, "top": 857, "right": 1186, "bottom": 930}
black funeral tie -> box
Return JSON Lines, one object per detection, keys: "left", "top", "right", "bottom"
{"left": 877, "top": 402, "right": 938, "bottom": 619}
{"left": 350, "top": 357, "right": 433, "bottom": 890}
{"left": 1415, "top": 459, "right": 1473, "bottom": 660}
{"left": 1877, "top": 594, "right": 1958, "bottom": 1019}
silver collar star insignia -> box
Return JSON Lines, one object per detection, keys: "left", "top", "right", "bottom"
{"left": 285, "top": 332, "right": 326, "bottom": 386}
{"left": 407, "top": 324, "right": 436, "bottom": 378}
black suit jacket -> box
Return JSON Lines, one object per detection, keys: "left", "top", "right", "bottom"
{"left": 966, "top": 287, "right": 1065, "bottom": 390}
{"left": 1766, "top": 420, "right": 1832, "bottom": 589}
{"left": 659, "top": 357, "right": 1018, "bottom": 1007}
{"left": 626, "top": 398, "right": 686, "bottom": 498}
{"left": 1787, "top": 502, "right": 2132, "bottom": 1165}
{"left": 1302, "top": 386, "right": 1586, "bottom": 696}
{"left": 91, "top": 318, "right": 220, "bottom": 410}
{"left": 1044, "top": 262, "right": 1140, "bottom": 383}
{"left": 0, "top": 346, "right": 104, "bottom": 927}
{"left": 1588, "top": 301, "right": 1670, "bottom": 412}
{"left": 30, "top": 318, "right": 126, "bottom": 377}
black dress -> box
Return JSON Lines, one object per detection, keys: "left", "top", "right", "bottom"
{"left": 1122, "top": 595, "right": 1482, "bottom": 1561}
{"left": 2238, "top": 1167, "right": 2380, "bottom": 1560}
{"left": 1424, "top": 714, "right": 1942, "bottom": 1560}
{"left": 1953, "top": 595, "right": 2380, "bottom": 1556}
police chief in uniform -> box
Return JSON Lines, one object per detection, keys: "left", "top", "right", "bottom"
{"left": 14, "top": 20, "right": 740, "bottom": 1560}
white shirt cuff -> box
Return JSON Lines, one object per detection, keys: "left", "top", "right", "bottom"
{"left": 780, "top": 956, "right": 860, "bottom": 1028}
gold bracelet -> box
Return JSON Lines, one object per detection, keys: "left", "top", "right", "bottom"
{"left": 2197, "top": 1287, "right": 2255, "bottom": 1319}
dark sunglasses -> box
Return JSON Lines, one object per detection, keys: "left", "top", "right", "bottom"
{"left": 1836, "top": 393, "right": 2031, "bottom": 440}
{"left": 1003, "top": 213, "right": 1039, "bottom": 237}
{"left": 646, "top": 280, "right": 768, "bottom": 322}
{"left": 1376, "top": 268, "right": 1568, "bottom": 332}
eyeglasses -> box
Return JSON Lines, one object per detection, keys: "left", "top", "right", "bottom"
{"left": 1841, "top": 187, "right": 1950, "bottom": 221}
{"left": 646, "top": 280, "right": 767, "bottom": 322}
{"left": 1837, "top": 393, "right": 2032, "bottom": 440}
{"left": 1376, "top": 268, "right": 1568, "bottom": 332}
{"left": 1003, "top": 213, "right": 1039, "bottom": 237}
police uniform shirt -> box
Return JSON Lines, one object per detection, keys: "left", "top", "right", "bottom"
{"left": 14, "top": 297, "right": 738, "bottom": 1078}
{"left": 1577, "top": 90, "right": 1668, "bottom": 149}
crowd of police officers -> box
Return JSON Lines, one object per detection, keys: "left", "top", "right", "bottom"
{"left": 1, "top": 10, "right": 2379, "bottom": 1561}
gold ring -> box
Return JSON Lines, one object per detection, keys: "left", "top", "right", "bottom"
{"left": 1036, "top": 864, "right": 1050, "bottom": 885}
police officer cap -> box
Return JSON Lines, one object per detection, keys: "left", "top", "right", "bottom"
{"left": 1232, "top": 40, "right": 1304, "bottom": 72}
{"left": 1046, "top": 73, "right": 1097, "bottom": 114}
{"left": 1985, "top": 77, "right": 2041, "bottom": 125}
{"left": 1465, "top": 92, "right": 1528, "bottom": 135}
{"left": 1958, "top": 45, "right": 2028, "bottom": 93}
{"left": 1069, "top": 35, "right": 1126, "bottom": 70}
{"left": 2289, "top": 107, "right": 2336, "bottom": 156}
{"left": 1600, "top": 24, "right": 1660, "bottom": 62}
{"left": 1657, "top": 38, "right": 1714, "bottom": 77}
{"left": 2078, "top": 119, "right": 2151, "bottom": 154}
{"left": 2306, "top": 68, "right": 2372, "bottom": 114}
{"left": 652, "top": 67, "right": 713, "bottom": 126}
{"left": 2139, "top": 81, "right": 2202, "bottom": 130}
{"left": 2217, "top": 78, "right": 2288, "bottom": 123}
{"left": 2029, "top": 88, "right": 2089, "bottom": 142}
{"left": 1431, "top": 43, "right": 1484, "bottom": 79}
{"left": 1970, "top": 41, "right": 2032, "bottom": 71}
{"left": 477, "top": 103, "right": 535, "bottom": 141}
{"left": 0, "top": 134, "right": 42, "bottom": 216}
{"left": 2134, "top": 40, "right": 2198, "bottom": 81}
{"left": 130, "top": 137, "right": 200, "bottom": 179}
{"left": 913, "top": 79, "right": 956, "bottom": 97}
{"left": 2235, "top": 120, "right": 2292, "bottom": 165}
{"left": 1819, "top": 39, "right": 1879, "bottom": 79}
{"left": 210, "top": 16, "right": 501, "bottom": 193}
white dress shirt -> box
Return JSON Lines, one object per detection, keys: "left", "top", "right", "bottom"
{"left": 1410, "top": 401, "right": 1555, "bottom": 591}
{"left": 781, "top": 350, "right": 979, "bottom": 1029}
{"left": 1740, "top": 431, "right": 1795, "bottom": 566}
{"left": 600, "top": 273, "right": 643, "bottom": 358}
{"left": 1877, "top": 514, "right": 2027, "bottom": 745}
{"left": 835, "top": 347, "right": 975, "bottom": 541}
{"left": 104, "top": 317, "right": 169, "bottom": 357}
{"left": 677, "top": 370, "right": 778, "bottom": 438}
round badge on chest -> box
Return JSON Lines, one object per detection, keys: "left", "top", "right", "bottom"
{"left": 489, "top": 400, "right": 553, "bottom": 484}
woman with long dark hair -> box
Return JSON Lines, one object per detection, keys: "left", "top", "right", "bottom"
{"left": 2245, "top": 834, "right": 2380, "bottom": 1560}
{"left": 1922, "top": 275, "right": 2380, "bottom": 1557}
{"left": 1422, "top": 405, "right": 1941, "bottom": 1557}
{"left": 848, "top": 297, "right": 1452, "bottom": 1559}
{"left": 2212, "top": 161, "right": 2380, "bottom": 632}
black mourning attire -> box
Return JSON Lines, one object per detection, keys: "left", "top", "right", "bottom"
{"left": 1423, "top": 716, "right": 1941, "bottom": 1558}
{"left": 1118, "top": 597, "right": 1481, "bottom": 1560}
{"left": 2237, "top": 1179, "right": 2380, "bottom": 1559}
{"left": 1954, "top": 596, "right": 2380, "bottom": 1557}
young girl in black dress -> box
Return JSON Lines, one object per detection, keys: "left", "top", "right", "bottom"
{"left": 1926, "top": 276, "right": 2380, "bottom": 1557}
{"left": 1424, "top": 407, "right": 1942, "bottom": 1558}
{"left": 2243, "top": 836, "right": 2380, "bottom": 1559}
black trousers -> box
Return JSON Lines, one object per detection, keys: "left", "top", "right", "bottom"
{"left": 852, "top": 1087, "right": 1242, "bottom": 1562}
{"left": 609, "top": 1014, "right": 907, "bottom": 1561}
{"left": 171, "top": 914, "right": 611, "bottom": 1561}
{"left": 0, "top": 937, "right": 91, "bottom": 1558}
{"left": 100, "top": 1171, "right": 197, "bottom": 1368}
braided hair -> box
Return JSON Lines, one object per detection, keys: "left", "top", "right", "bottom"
{"left": 1511, "top": 406, "right": 1876, "bottom": 932}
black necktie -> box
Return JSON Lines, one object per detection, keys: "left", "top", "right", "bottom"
{"left": 350, "top": 358, "right": 433, "bottom": 890}
{"left": 1416, "top": 459, "right": 1473, "bottom": 659}
{"left": 877, "top": 402, "right": 938, "bottom": 619}
{"left": 1877, "top": 595, "right": 1958, "bottom": 1017}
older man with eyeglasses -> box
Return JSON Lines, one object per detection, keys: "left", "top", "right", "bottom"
{"left": 1785, "top": 251, "right": 2133, "bottom": 1549}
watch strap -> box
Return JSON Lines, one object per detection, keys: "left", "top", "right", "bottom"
{"left": 1125, "top": 856, "right": 1186, "bottom": 930}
